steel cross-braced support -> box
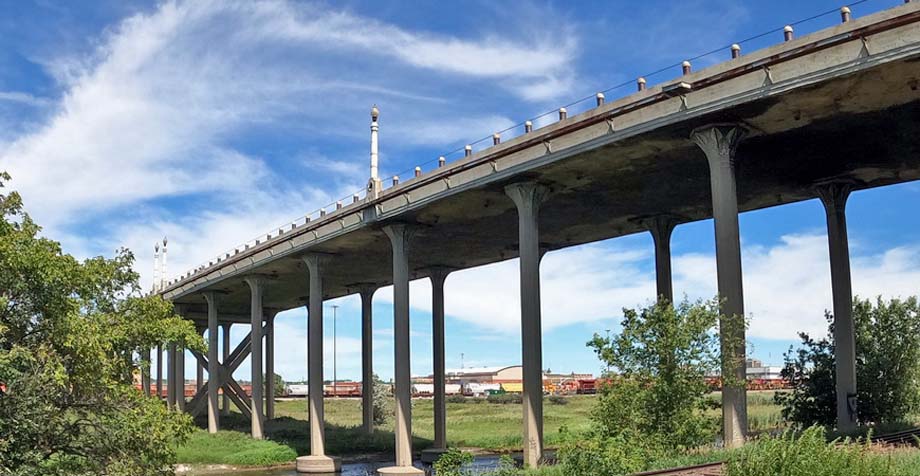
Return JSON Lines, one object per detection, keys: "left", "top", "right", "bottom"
{"left": 185, "top": 321, "right": 270, "bottom": 420}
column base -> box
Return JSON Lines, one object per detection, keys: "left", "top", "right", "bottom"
{"left": 420, "top": 448, "right": 448, "bottom": 464}
{"left": 296, "top": 455, "right": 341, "bottom": 473}
{"left": 377, "top": 465, "right": 425, "bottom": 476}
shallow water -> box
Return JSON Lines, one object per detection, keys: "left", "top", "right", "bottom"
{"left": 206, "top": 455, "right": 505, "bottom": 476}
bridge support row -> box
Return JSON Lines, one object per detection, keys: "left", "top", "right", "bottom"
{"left": 151, "top": 121, "right": 860, "bottom": 470}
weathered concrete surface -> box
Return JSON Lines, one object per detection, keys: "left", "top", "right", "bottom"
{"left": 163, "top": 4, "right": 920, "bottom": 320}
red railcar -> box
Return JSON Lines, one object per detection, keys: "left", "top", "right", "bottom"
{"left": 324, "top": 382, "right": 362, "bottom": 397}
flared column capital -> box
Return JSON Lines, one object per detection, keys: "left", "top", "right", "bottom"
{"left": 814, "top": 180, "right": 855, "bottom": 214}
{"left": 302, "top": 252, "right": 333, "bottom": 276}
{"left": 690, "top": 124, "right": 749, "bottom": 169}
{"left": 504, "top": 182, "right": 550, "bottom": 215}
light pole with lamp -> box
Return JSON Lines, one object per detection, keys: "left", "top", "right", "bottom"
{"left": 332, "top": 304, "right": 338, "bottom": 398}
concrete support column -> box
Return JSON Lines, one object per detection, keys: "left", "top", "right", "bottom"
{"left": 204, "top": 292, "right": 221, "bottom": 433}
{"left": 378, "top": 224, "right": 423, "bottom": 476}
{"left": 243, "top": 277, "right": 265, "bottom": 440}
{"left": 266, "top": 312, "right": 276, "bottom": 420}
{"left": 176, "top": 344, "right": 186, "bottom": 412}
{"left": 167, "top": 343, "right": 176, "bottom": 409}
{"left": 646, "top": 216, "right": 678, "bottom": 304}
{"left": 421, "top": 268, "right": 452, "bottom": 464}
{"left": 156, "top": 344, "right": 163, "bottom": 399}
{"left": 816, "top": 182, "right": 858, "bottom": 432}
{"left": 691, "top": 125, "right": 748, "bottom": 447}
{"left": 221, "top": 322, "right": 232, "bottom": 415}
{"left": 359, "top": 286, "right": 376, "bottom": 435}
{"left": 505, "top": 182, "right": 549, "bottom": 468}
{"left": 297, "top": 254, "right": 340, "bottom": 474}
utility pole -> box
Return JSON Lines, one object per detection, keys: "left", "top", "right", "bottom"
{"left": 460, "top": 352, "right": 464, "bottom": 370}
{"left": 332, "top": 304, "right": 338, "bottom": 399}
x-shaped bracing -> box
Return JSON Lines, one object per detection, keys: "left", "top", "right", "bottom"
{"left": 186, "top": 323, "right": 268, "bottom": 420}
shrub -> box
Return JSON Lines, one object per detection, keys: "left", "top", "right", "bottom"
{"left": 486, "top": 393, "right": 522, "bottom": 405}
{"left": 433, "top": 448, "right": 473, "bottom": 476}
{"left": 487, "top": 455, "right": 519, "bottom": 476}
{"left": 776, "top": 297, "right": 920, "bottom": 428}
{"left": 725, "top": 425, "right": 912, "bottom": 476}
{"left": 556, "top": 299, "right": 724, "bottom": 475}
{"left": 587, "top": 299, "right": 722, "bottom": 449}
{"left": 546, "top": 395, "right": 568, "bottom": 405}
{"left": 446, "top": 394, "right": 467, "bottom": 404}
{"left": 371, "top": 374, "right": 390, "bottom": 425}
{"left": 557, "top": 427, "right": 665, "bottom": 476}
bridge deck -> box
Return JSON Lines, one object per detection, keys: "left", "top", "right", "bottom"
{"left": 162, "top": 3, "right": 920, "bottom": 321}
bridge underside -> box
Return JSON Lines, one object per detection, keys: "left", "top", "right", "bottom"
{"left": 174, "top": 57, "right": 920, "bottom": 321}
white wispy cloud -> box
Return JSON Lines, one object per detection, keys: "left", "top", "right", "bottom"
{"left": 1, "top": 0, "right": 580, "bottom": 290}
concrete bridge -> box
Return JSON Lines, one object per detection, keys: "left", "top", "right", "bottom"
{"left": 151, "top": 3, "right": 920, "bottom": 474}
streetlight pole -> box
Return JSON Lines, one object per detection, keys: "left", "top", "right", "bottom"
{"left": 332, "top": 304, "right": 338, "bottom": 399}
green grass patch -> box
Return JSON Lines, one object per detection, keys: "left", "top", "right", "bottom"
{"left": 175, "top": 391, "right": 795, "bottom": 466}
{"left": 176, "top": 430, "right": 296, "bottom": 466}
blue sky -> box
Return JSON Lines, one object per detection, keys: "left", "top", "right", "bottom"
{"left": 3, "top": 0, "right": 920, "bottom": 383}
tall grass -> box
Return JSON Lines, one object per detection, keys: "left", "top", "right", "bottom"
{"left": 725, "top": 426, "right": 919, "bottom": 476}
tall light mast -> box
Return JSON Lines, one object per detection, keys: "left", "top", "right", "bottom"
{"left": 367, "top": 105, "right": 382, "bottom": 199}
{"left": 160, "top": 237, "right": 168, "bottom": 290}
{"left": 153, "top": 243, "right": 161, "bottom": 292}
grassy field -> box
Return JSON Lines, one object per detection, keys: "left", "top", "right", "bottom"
{"left": 177, "top": 391, "right": 788, "bottom": 465}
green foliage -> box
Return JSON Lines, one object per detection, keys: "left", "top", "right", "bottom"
{"left": 557, "top": 426, "right": 664, "bottom": 476}
{"left": 776, "top": 297, "right": 920, "bottom": 428}
{"left": 372, "top": 373, "right": 390, "bottom": 425}
{"left": 0, "top": 173, "right": 202, "bottom": 476}
{"left": 268, "top": 372, "right": 285, "bottom": 398}
{"left": 588, "top": 298, "right": 722, "bottom": 448}
{"left": 433, "top": 448, "right": 474, "bottom": 476}
{"left": 446, "top": 394, "right": 468, "bottom": 404}
{"left": 557, "top": 299, "right": 722, "bottom": 475}
{"left": 487, "top": 392, "right": 522, "bottom": 404}
{"left": 725, "top": 425, "right": 914, "bottom": 476}
{"left": 546, "top": 395, "right": 568, "bottom": 405}
{"left": 489, "top": 455, "right": 520, "bottom": 476}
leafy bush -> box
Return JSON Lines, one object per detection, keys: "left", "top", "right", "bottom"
{"left": 433, "top": 448, "right": 474, "bottom": 476}
{"left": 488, "top": 455, "right": 519, "bottom": 476}
{"left": 725, "top": 425, "right": 912, "bottom": 476}
{"left": 487, "top": 393, "right": 522, "bottom": 405}
{"left": 447, "top": 394, "right": 467, "bottom": 404}
{"left": 371, "top": 373, "right": 390, "bottom": 425}
{"left": 556, "top": 299, "right": 723, "bottom": 475}
{"left": 557, "top": 427, "right": 665, "bottom": 476}
{"left": 546, "top": 395, "right": 568, "bottom": 405}
{"left": 776, "top": 297, "right": 920, "bottom": 428}
{"left": 588, "top": 299, "right": 722, "bottom": 449}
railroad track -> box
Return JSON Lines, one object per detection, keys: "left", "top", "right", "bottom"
{"left": 633, "top": 462, "right": 722, "bottom": 476}
{"left": 871, "top": 427, "right": 920, "bottom": 446}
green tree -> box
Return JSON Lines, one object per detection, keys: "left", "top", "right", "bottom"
{"left": 262, "top": 374, "right": 285, "bottom": 398}
{"left": 372, "top": 373, "right": 390, "bottom": 425}
{"left": 589, "top": 298, "right": 722, "bottom": 448}
{"left": 776, "top": 297, "right": 920, "bottom": 428}
{"left": 0, "top": 173, "right": 204, "bottom": 476}
{"left": 559, "top": 299, "right": 723, "bottom": 475}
